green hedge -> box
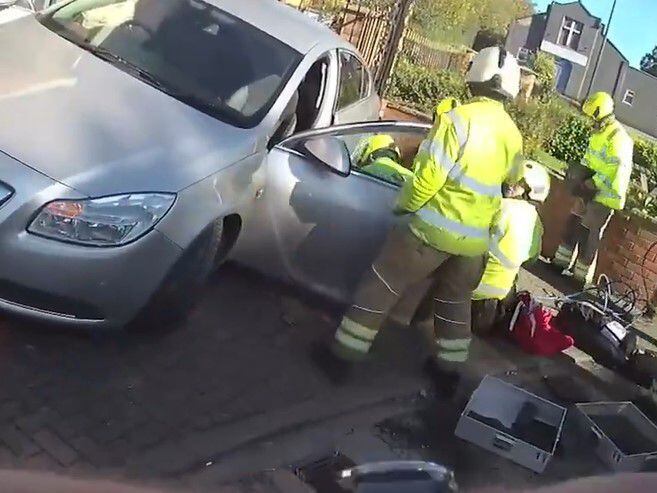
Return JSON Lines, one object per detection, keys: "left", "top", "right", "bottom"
{"left": 507, "top": 97, "right": 576, "bottom": 157}
{"left": 545, "top": 114, "right": 592, "bottom": 164}
{"left": 387, "top": 59, "right": 469, "bottom": 114}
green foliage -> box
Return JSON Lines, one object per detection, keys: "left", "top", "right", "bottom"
{"left": 507, "top": 97, "right": 576, "bottom": 157}
{"left": 529, "top": 52, "right": 557, "bottom": 101}
{"left": 411, "top": 0, "right": 533, "bottom": 47}
{"left": 640, "top": 46, "right": 657, "bottom": 77}
{"left": 545, "top": 114, "right": 592, "bottom": 164}
{"left": 387, "top": 59, "right": 470, "bottom": 114}
{"left": 628, "top": 138, "right": 657, "bottom": 217}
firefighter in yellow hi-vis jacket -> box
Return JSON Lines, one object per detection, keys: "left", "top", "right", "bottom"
{"left": 313, "top": 47, "right": 524, "bottom": 395}
{"left": 553, "top": 92, "right": 633, "bottom": 286}
{"left": 471, "top": 162, "right": 550, "bottom": 336}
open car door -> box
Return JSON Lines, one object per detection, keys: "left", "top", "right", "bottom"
{"left": 235, "top": 121, "right": 431, "bottom": 304}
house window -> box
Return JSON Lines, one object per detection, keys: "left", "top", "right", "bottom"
{"left": 558, "top": 17, "right": 583, "bottom": 50}
{"left": 517, "top": 47, "right": 531, "bottom": 65}
{"left": 623, "top": 89, "right": 635, "bottom": 106}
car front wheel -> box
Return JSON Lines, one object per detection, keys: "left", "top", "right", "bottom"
{"left": 128, "top": 221, "right": 223, "bottom": 331}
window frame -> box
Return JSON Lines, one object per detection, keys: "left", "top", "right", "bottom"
{"left": 558, "top": 16, "right": 583, "bottom": 50}
{"left": 622, "top": 89, "right": 635, "bottom": 106}
{"left": 335, "top": 49, "right": 372, "bottom": 113}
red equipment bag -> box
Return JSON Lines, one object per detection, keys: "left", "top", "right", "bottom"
{"left": 508, "top": 292, "right": 574, "bottom": 356}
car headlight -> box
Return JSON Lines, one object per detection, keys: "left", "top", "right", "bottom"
{"left": 28, "top": 193, "right": 176, "bottom": 246}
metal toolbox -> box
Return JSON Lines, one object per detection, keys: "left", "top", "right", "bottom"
{"left": 455, "top": 376, "right": 567, "bottom": 473}
{"left": 575, "top": 402, "right": 657, "bottom": 472}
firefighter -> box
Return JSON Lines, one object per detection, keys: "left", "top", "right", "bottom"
{"left": 553, "top": 92, "right": 634, "bottom": 286}
{"left": 314, "top": 46, "right": 524, "bottom": 391}
{"left": 471, "top": 161, "right": 551, "bottom": 336}
{"left": 353, "top": 134, "right": 412, "bottom": 185}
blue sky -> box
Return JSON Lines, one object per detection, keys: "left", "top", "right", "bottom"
{"left": 532, "top": 0, "right": 654, "bottom": 68}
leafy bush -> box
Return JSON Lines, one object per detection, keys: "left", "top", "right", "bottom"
{"left": 529, "top": 52, "right": 557, "bottom": 101}
{"left": 507, "top": 96, "right": 576, "bottom": 156}
{"left": 545, "top": 114, "right": 592, "bottom": 164}
{"left": 634, "top": 138, "right": 657, "bottom": 176}
{"left": 628, "top": 138, "right": 657, "bottom": 218}
{"left": 387, "top": 59, "right": 470, "bottom": 114}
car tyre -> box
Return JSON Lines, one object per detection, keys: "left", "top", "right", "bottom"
{"left": 128, "top": 221, "right": 223, "bottom": 332}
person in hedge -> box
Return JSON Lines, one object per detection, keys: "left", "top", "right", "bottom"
{"left": 553, "top": 92, "right": 634, "bottom": 287}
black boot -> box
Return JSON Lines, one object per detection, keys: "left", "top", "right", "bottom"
{"left": 311, "top": 341, "right": 353, "bottom": 386}
{"left": 423, "top": 357, "right": 461, "bottom": 399}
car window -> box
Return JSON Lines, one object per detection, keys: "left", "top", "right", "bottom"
{"left": 340, "top": 131, "right": 425, "bottom": 186}
{"left": 40, "top": 0, "right": 302, "bottom": 128}
{"left": 14, "top": 0, "right": 34, "bottom": 9}
{"left": 337, "top": 51, "right": 370, "bottom": 110}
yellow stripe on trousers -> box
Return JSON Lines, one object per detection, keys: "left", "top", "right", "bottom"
{"left": 334, "top": 317, "right": 378, "bottom": 354}
{"left": 436, "top": 337, "right": 470, "bottom": 363}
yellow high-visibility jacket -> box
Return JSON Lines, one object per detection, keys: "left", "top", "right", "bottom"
{"left": 397, "top": 98, "right": 524, "bottom": 256}
{"left": 473, "top": 199, "right": 543, "bottom": 300}
{"left": 360, "top": 157, "right": 412, "bottom": 186}
{"left": 583, "top": 117, "right": 634, "bottom": 210}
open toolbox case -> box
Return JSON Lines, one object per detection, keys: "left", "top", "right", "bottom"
{"left": 576, "top": 401, "right": 657, "bottom": 472}
{"left": 455, "top": 376, "right": 567, "bottom": 473}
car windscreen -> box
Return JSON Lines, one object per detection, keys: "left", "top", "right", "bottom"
{"left": 39, "top": 0, "right": 303, "bottom": 128}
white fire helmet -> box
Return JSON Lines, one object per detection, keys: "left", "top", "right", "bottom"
{"left": 466, "top": 46, "right": 521, "bottom": 100}
{"left": 522, "top": 161, "right": 551, "bottom": 203}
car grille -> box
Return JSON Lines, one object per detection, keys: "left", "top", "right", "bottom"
{"left": 0, "top": 182, "right": 12, "bottom": 207}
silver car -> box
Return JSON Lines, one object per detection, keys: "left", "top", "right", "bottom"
{"left": 0, "top": 0, "right": 428, "bottom": 330}
{"left": 0, "top": 1, "right": 63, "bottom": 24}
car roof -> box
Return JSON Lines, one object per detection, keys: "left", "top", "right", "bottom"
{"left": 208, "top": 0, "right": 353, "bottom": 54}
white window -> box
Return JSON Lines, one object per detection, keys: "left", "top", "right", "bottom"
{"left": 623, "top": 89, "right": 635, "bottom": 106}
{"left": 517, "top": 47, "right": 531, "bottom": 65}
{"left": 558, "top": 17, "right": 583, "bottom": 50}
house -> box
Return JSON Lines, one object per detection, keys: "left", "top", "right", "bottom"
{"left": 506, "top": 0, "right": 657, "bottom": 137}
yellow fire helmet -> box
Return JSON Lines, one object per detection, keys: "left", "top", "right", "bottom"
{"left": 582, "top": 91, "right": 614, "bottom": 121}
{"left": 354, "top": 134, "right": 401, "bottom": 166}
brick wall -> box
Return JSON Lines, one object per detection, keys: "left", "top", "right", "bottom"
{"left": 538, "top": 177, "right": 577, "bottom": 258}
{"left": 596, "top": 213, "right": 657, "bottom": 300}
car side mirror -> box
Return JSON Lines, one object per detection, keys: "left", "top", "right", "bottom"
{"left": 299, "top": 136, "right": 350, "bottom": 176}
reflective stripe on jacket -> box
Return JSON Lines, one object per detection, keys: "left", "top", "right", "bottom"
{"left": 397, "top": 98, "right": 524, "bottom": 256}
{"left": 473, "top": 199, "right": 543, "bottom": 300}
{"left": 360, "top": 157, "right": 412, "bottom": 186}
{"left": 583, "top": 118, "right": 633, "bottom": 210}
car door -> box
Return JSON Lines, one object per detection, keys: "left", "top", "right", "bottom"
{"left": 234, "top": 121, "right": 430, "bottom": 304}
{"left": 333, "top": 50, "right": 381, "bottom": 125}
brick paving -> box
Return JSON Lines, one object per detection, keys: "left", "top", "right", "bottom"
{"left": 0, "top": 265, "right": 347, "bottom": 479}
{"left": 0, "top": 264, "right": 425, "bottom": 483}
{"left": 0, "top": 259, "right": 651, "bottom": 486}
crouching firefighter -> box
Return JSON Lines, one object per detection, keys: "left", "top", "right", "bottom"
{"left": 353, "top": 134, "right": 412, "bottom": 185}
{"left": 471, "top": 161, "right": 550, "bottom": 336}
{"left": 313, "top": 47, "right": 524, "bottom": 391}
{"left": 553, "top": 92, "right": 633, "bottom": 286}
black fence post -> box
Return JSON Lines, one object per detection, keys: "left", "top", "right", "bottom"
{"left": 374, "top": 0, "right": 415, "bottom": 95}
